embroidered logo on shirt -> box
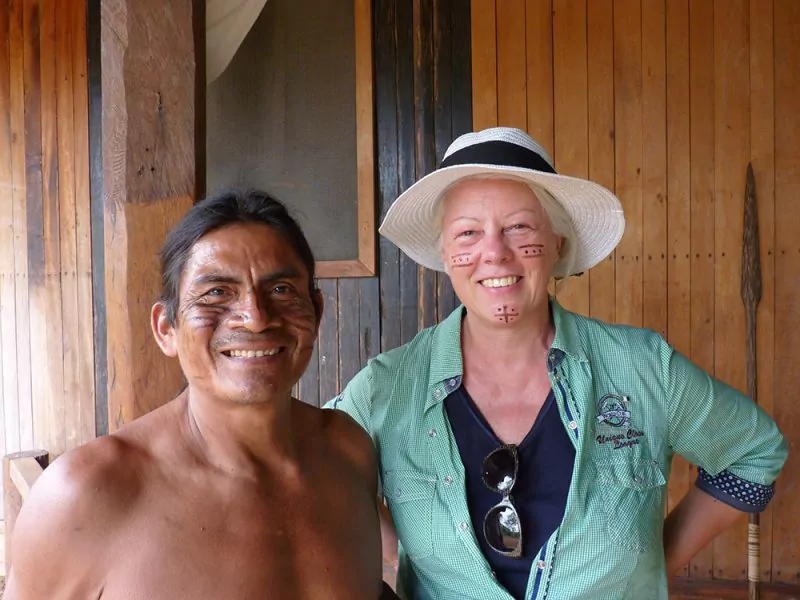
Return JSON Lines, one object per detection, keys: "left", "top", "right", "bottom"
{"left": 596, "top": 394, "right": 631, "bottom": 427}
{"left": 596, "top": 394, "right": 646, "bottom": 450}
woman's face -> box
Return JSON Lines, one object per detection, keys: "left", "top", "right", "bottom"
{"left": 440, "top": 178, "right": 563, "bottom": 327}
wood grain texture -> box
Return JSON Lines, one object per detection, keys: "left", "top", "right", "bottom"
{"left": 586, "top": 0, "right": 615, "bottom": 324}
{"left": 712, "top": 0, "right": 750, "bottom": 579}
{"left": 773, "top": 0, "right": 800, "bottom": 584}
{"left": 613, "top": 0, "right": 643, "bottom": 328}
{"left": 0, "top": 0, "right": 21, "bottom": 466}
{"left": 100, "top": 0, "right": 198, "bottom": 428}
{"left": 552, "top": 0, "right": 589, "bottom": 315}
{"left": 666, "top": 0, "right": 692, "bottom": 577}
{"left": 496, "top": 0, "right": 526, "bottom": 129}
{"left": 471, "top": 0, "right": 497, "bottom": 129}
{"left": 749, "top": 0, "right": 776, "bottom": 581}
{"left": 70, "top": 0, "right": 96, "bottom": 444}
{"left": 641, "top": 0, "right": 668, "bottom": 339}
{"left": 525, "top": 0, "right": 553, "bottom": 156}
{"left": 688, "top": 0, "right": 716, "bottom": 578}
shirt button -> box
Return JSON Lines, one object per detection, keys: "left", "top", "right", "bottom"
{"left": 568, "top": 421, "right": 578, "bottom": 430}
{"left": 554, "top": 374, "right": 561, "bottom": 382}
{"left": 449, "top": 378, "right": 456, "bottom": 386}
{"left": 428, "top": 429, "right": 437, "bottom": 438}
{"left": 634, "top": 476, "right": 642, "bottom": 485}
{"left": 395, "top": 489, "right": 402, "bottom": 498}
{"left": 444, "top": 476, "right": 453, "bottom": 485}
{"left": 433, "top": 389, "right": 442, "bottom": 399}
{"left": 538, "top": 560, "right": 547, "bottom": 570}
{"left": 490, "top": 571, "right": 497, "bottom": 579}
{"left": 458, "top": 521, "right": 468, "bottom": 531}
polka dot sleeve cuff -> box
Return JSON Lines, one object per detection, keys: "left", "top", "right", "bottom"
{"left": 695, "top": 467, "right": 775, "bottom": 513}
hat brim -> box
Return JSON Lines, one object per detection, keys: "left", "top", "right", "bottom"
{"left": 378, "top": 164, "right": 625, "bottom": 279}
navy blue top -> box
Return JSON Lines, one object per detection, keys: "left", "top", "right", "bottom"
{"left": 444, "top": 386, "right": 576, "bottom": 600}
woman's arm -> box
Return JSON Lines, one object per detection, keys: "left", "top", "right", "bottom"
{"left": 663, "top": 486, "right": 743, "bottom": 574}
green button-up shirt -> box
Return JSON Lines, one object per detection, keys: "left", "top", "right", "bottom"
{"left": 325, "top": 299, "right": 787, "bottom": 600}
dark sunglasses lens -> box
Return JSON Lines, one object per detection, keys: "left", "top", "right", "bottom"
{"left": 482, "top": 447, "right": 517, "bottom": 492}
{"left": 484, "top": 504, "right": 522, "bottom": 554}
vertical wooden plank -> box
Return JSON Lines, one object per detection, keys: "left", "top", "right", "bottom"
{"left": 100, "top": 0, "right": 199, "bottom": 428}
{"left": 749, "top": 0, "right": 776, "bottom": 582}
{"left": 586, "top": 0, "right": 615, "bottom": 324}
{"left": 665, "top": 0, "right": 692, "bottom": 577}
{"left": 688, "top": 0, "right": 715, "bottom": 578}
{"left": 298, "top": 334, "right": 320, "bottom": 407}
{"left": 375, "top": 0, "right": 401, "bottom": 353}
{"left": 641, "top": 0, "right": 667, "bottom": 340}
{"left": 433, "top": 0, "right": 457, "bottom": 321}
{"left": 496, "top": 0, "right": 526, "bottom": 128}
{"left": 337, "top": 278, "right": 362, "bottom": 390}
{"left": 39, "top": 0, "right": 67, "bottom": 457}
{"left": 317, "top": 279, "right": 339, "bottom": 406}
{"left": 86, "top": 0, "right": 105, "bottom": 438}
{"left": 613, "top": 0, "right": 643, "bottom": 328}
{"left": 23, "top": 0, "right": 51, "bottom": 452}
{"left": 552, "top": 0, "right": 589, "bottom": 316}
{"left": 71, "top": 0, "right": 96, "bottom": 443}
{"left": 773, "top": 0, "right": 800, "bottom": 585}
{"left": 413, "top": 0, "right": 437, "bottom": 331}
{"left": 359, "top": 277, "right": 381, "bottom": 365}
{"left": 525, "top": 0, "right": 554, "bottom": 156}
{"left": 712, "top": 0, "right": 750, "bottom": 581}
{"left": 471, "top": 0, "right": 497, "bottom": 129}
{"left": 0, "top": 0, "right": 21, "bottom": 466}
{"left": 9, "top": 0, "right": 33, "bottom": 450}
{"left": 397, "top": 0, "right": 418, "bottom": 344}
{"left": 56, "top": 0, "right": 82, "bottom": 451}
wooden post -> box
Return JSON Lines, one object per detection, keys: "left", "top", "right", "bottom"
{"left": 3, "top": 450, "right": 49, "bottom": 573}
{"left": 741, "top": 163, "right": 762, "bottom": 600}
{"left": 95, "top": 0, "right": 205, "bottom": 431}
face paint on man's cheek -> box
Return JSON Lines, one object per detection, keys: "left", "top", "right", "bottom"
{"left": 282, "top": 299, "right": 319, "bottom": 334}
{"left": 494, "top": 304, "right": 521, "bottom": 324}
{"left": 450, "top": 252, "right": 475, "bottom": 268}
{"left": 518, "top": 244, "right": 545, "bottom": 258}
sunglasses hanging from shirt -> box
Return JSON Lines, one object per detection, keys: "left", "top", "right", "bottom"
{"left": 482, "top": 444, "right": 523, "bottom": 558}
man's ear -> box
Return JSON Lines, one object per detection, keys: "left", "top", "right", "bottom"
{"left": 151, "top": 302, "right": 178, "bottom": 357}
{"left": 312, "top": 288, "right": 324, "bottom": 332}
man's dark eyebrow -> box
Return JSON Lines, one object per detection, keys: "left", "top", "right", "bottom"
{"left": 190, "top": 267, "right": 302, "bottom": 288}
{"left": 260, "top": 267, "right": 301, "bottom": 284}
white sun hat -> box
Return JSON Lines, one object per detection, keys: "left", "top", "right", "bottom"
{"left": 378, "top": 127, "right": 625, "bottom": 279}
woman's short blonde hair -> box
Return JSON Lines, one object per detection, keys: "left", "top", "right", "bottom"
{"left": 435, "top": 173, "right": 577, "bottom": 281}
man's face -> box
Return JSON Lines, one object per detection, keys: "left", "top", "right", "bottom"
{"left": 153, "top": 222, "right": 321, "bottom": 405}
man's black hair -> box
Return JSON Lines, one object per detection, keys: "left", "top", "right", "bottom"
{"left": 158, "top": 188, "right": 317, "bottom": 325}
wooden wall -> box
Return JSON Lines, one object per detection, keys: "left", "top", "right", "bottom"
{"left": 295, "top": 0, "right": 473, "bottom": 405}
{"left": 470, "top": 0, "right": 799, "bottom": 585}
{"left": 0, "top": 0, "right": 95, "bottom": 520}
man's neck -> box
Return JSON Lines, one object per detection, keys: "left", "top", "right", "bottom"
{"left": 181, "top": 389, "right": 302, "bottom": 480}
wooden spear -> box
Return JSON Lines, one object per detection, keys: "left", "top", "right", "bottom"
{"left": 741, "top": 162, "right": 762, "bottom": 600}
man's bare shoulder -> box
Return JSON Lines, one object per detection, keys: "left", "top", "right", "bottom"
{"left": 294, "top": 400, "right": 377, "bottom": 486}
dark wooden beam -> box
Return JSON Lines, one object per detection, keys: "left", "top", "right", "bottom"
{"left": 670, "top": 577, "right": 800, "bottom": 600}
{"left": 94, "top": 0, "right": 204, "bottom": 430}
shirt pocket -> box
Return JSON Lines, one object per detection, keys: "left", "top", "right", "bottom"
{"left": 383, "top": 470, "right": 437, "bottom": 560}
{"left": 596, "top": 460, "right": 667, "bottom": 554}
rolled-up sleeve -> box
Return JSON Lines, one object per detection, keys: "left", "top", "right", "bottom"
{"left": 662, "top": 344, "right": 788, "bottom": 513}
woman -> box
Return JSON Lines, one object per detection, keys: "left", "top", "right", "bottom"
{"left": 326, "top": 127, "right": 787, "bottom": 600}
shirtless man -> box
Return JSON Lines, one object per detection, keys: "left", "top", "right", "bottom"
{"left": 4, "top": 189, "right": 393, "bottom": 599}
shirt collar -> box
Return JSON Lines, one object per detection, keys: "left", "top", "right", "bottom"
{"left": 425, "top": 296, "right": 588, "bottom": 408}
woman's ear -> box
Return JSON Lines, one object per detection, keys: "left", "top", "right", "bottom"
{"left": 151, "top": 302, "right": 178, "bottom": 357}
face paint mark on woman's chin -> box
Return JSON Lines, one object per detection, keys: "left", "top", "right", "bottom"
{"left": 495, "top": 305, "right": 520, "bottom": 323}
{"left": 450, "top": 253, "right": 475, "bottom": 268}
{"left": 519, "top": 244, "right": 545, "bottom": 258}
